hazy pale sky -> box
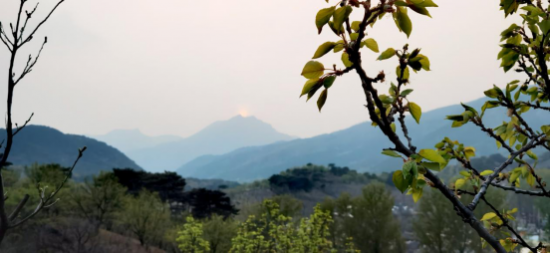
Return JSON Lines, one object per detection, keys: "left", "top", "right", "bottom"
{"left": 0, "top": 0, "right": 522, "bottom": 139}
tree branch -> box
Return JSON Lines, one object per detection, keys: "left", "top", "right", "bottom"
{"left": 9, "top": 147, "right": 85, "bottom": 228}
{"left": 469, "top": 136, "right": 545, "bottom": 210}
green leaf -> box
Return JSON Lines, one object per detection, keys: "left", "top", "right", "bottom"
{"left": 411, "top": 188, "right": 423, "bottom": 202}
{"left": 526, "top": 171, "right": 536, "bottom": 187}
{"left": 408, "top": 102, "right": 422, "bottom": 124}
{"left": 421, "top": 162, "right": 442, "bottom": 171}
{"left": 361, "top": 38, "right": 379, "bottom": 52}
{"left": 526, "top": 150, "right": 538, "bottom": 160}
{"left": 351, "top": 21, "right": 361, "bottom": 32}
{"left": 317, "top": 89, "right": 328, "bottom": 112}
{"left": 418, "top": 54, "right": 430, "bottom": 71}
{"left": 392, "top": 170, "right": 408, "bottom": 193}
{"left": 313, "top": 42, "right": 336, "bottom": 59}
{"left": 480, "top": 170, "right": 494, "bottom": 176}
{"left": 464, "top": 146, "right": 476, "bottom": 158}
{"left": 316, "top": 7, "right": 336, "bottom": 34}
{"left": 393, "top": 7, "right": 412, "bottom": 38}
{"left": 481, "top": 100, "right": 500, "bottom": 117}
{"left": 408, "top": 5, "right": 432, "bottom": 18}
{"left": 419, "top": 149, "right": 446, "bottom": 164}
{"left": 401, "top": 89, "right": 413, "bottom": 97}
{"left": 378, "top": 48, "right": 396, "bottom": 60}
{"left": 382, "top": 150, "right": 402, "bottom": 158}
{"left": 398, "top": 66, "right": 411, "bottom": 81}
{"left": 323, "top": 76, "right": 336, "bottom": 89}
{"left": 333, "top": 41, "right": 345, "bottom": 53}
{"left": 538, "top": 19, "right": 550, "bottom": 35}
{"left": 300, "top": 78, "right": 321, "bottom": 97}
{"left": 333, "top": 6, "right": 353, "bottom": 33}
{"left": 455, "top": 178, "right": 466, "bottom": 189}
{"left": 402, "top": 161, "right": 418, "bottom": 179}
{"left": 341, "top": 52, "right": 353, "bottom": 67}
{"left": 301, "top": 61, "right": 325, "bottom": 79}
{"left": 480, "top": 212, "right": 497, "bottom": 221}
{"left": 414, "top": 0, "right": 438, "bottom": 7}
{"left": 459, "top": 171, "right": 471, "bottom": 177}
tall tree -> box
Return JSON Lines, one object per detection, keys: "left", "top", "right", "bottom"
{"left": 185, "top": 188, "right": 238, "bottom": 219}
{"left": 0, "top": 0, "right": 84, "bottom": 243}
{"left": 69, "top": 172, "right": 127, "bottom": 229}
{"left": 338, "top": 183, "right": 405, "bottom": 254}
{"left": 116, "top": 190, "right": 171, "bottom": 248}
{"left": 177, "top": 216, "right": 211, "bottom": 253}
{"left": 201, "top": 215, "right": 238, "bottom": 253}
{"left": 298, "top": 0, "right": 550, "bottom": 252}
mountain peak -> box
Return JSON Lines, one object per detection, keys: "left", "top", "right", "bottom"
{"left": 126, "top": 115, "right": 296, "bottom": 171}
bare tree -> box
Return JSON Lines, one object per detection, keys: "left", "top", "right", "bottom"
{"left": 0, "top": 0, "right": 84, "bottom": 244}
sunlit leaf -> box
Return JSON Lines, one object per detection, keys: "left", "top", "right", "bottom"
{"left": 419, "top": 149, "right": 446, "bottom": 164}
{"left": 361, "top": 38, "right": 379, "bottom": 52}
{"left": 301, "top": 61, "right": 325, "bottom": 79}
{"left": 480, "top": 212, "right": 497, "bottom": 221}
{"left": 313, "top": 42, "right": 336, "bottom": 59}
{"left": 378, "top": 48, "right": 396, "bottom": 60}
{"left": 392, "top": 170, "right": 408, "bottom": 193}
{"left": 316, "top": 7, "right": 336, "bottom": 34}
{"left": 408, "top": 102, "right": 422, "bottom": 124}
{"left": 333, "top": 6, "right": 353, "bottom": 33}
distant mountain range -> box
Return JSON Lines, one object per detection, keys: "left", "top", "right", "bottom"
{"left": 0, "top": 125, "right": 141, "bottom": 177}
{"left": 92, "top": 129, "right": 182, "bottom": 154}
{"left": 123, "top": 115, "right": 296, "bottom": 171}
{"left": 177, "top": 96, "right": 549, "bottom": 182}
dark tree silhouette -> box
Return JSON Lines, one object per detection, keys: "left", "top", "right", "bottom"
{"left": 184, "top": 188, "right": 238, "bottom": 219}
{"left": 0, "top": 0, "right": 84, "bottom": 244}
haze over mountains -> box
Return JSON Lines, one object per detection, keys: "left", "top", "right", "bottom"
{"left": 4, "top": 95, "right": 548, "bottom": 182}
{"left": 176, "top": 96, "right": 549, "bottom": 182}
{"left": 93, "top": 129, "right": 182, "bottom": 153}
{"left": 113, "top": 115, "right": 296, "bottom": 171}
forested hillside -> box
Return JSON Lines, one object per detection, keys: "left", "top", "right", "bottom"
{"left": 177, "top": 96, "right": 549, "bottom": 182}
{"left": 0, "top": 126, "right": 141, "bottom": 177}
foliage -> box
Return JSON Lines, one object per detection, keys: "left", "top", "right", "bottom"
{"left": 185, "top": 188, "right": 239, "bottom": 219}
{"left": 268, "top": 163, "right": 381, "bottom": 194}
{"left": 176, "top": 216, "right": 210, "bottom": 253}
{"left": 229, "top": 199, "right": 349, "bottom": 253}
{"left": 293, "top": 205, "right": 337, "bottom": 253}
{"left": 414, "top": 188, "right": 506, "bottom": 252}
{"left": 68, "top": 172, "right": 127, "bottom": 229}
{"left": 112, "top": 168, "right": 186, "bottom": 203}
{"left": 116, "top": 190, "right": 171, "bottom": 247}
{"left": 320, "top": 182, "right": 404, "bottom": 252}
{"left": 229, "top": 199, "right": 295, "bottom": 253}
{"left": 202, "top": 215, "right": 239, "bottom": 253}
{"left": 299, "top": 0, "right": 550, "bottom": 252}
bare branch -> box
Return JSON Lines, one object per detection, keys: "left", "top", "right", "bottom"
{"left": 18, "top": 2, "right": 40, "bottom": 43}
{"left": 9, "top": 147, "right": 86, "bottom": 228}
{"left": 490, "top": 182, "right": 548, "bottom": 196}
{"left": 19, "top": 0, "right": 64, "bottom": 47}
{"left": 7, "top": 194, "right": 28, "bottom": 221}
{"left": 12, "top": 112, "right": 33, "bottom": 137}
{"left": 14, "top": 38, "right": 47, "bottom": 86}
{"left": 480, "top": 196, "right": 544, "bottom": 253}
{"left": 469, "top": 136, "right": 546, "bottom": 210}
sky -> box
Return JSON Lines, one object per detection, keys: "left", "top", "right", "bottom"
{"left": 0, "top": 0, "right": 523, "bottom": 139}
